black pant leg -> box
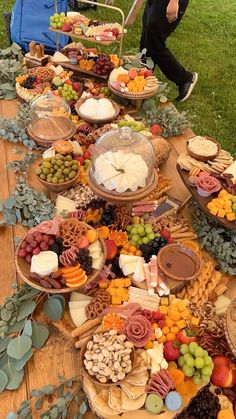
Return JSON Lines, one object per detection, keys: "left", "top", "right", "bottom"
{"left": 140, "top": 0, "right": 192, "bottom": 86}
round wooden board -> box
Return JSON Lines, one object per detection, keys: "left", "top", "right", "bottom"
{"left": 108, "top": 82, "right": 158, "bottom": 100}
{"left": 87, "top": 169, "right": 158, "bottom": 205}
{"left": 75, "top": 97, "right": 120, "bottom": 124}
{"left": 15, "top": 222, "right": 107, "bottom": 294}
{"left": 176, "top": 163, "right": 236, "bottom": 230}
{"left": 187, "top": 136, "right": 221, "bottom": 162}
{"left": 28, "top": 119, "right": 76, "bottom": 148}
{"left": 225, "top": 300, "right": 236, "bottom": 358}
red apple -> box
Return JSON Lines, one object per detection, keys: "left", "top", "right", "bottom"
{"left": 211, "top": 356, "right": 236, "bottom": 388}
{"left": 128, "top": 69, "right": 137, "bottom": 80}
{"left": 62, "top": 23, "right": 72, "bottom": 32}
{"left": 138, "top": 70, "right": 146, "bottom": 76}
{"left": 104, "top": 239, "right": 117, "bottom": 260}
{"left": 144, "top": 69, "right": 153, "bottom": 78}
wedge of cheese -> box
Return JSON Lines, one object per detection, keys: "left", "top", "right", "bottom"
{"left": 69, "top": 307, "right": 87, "bottom": 328}
{"left": 223, "top": 161, "right": 236, "bottom": 183}
{"left": 55, "top": 195, "right": 77, "bottom": 216}
{"left": 70, "top": 292, "right": 91, "bottom": 302}
{"left": 52, "top": 51, "right": 70, "bottom": 63}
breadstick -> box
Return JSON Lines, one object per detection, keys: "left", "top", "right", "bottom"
{"left": 170, "top": 224, "right": 185, "bottom": 233}
{"left": 172, "top": 232, "right": 197, "bottom": 239}
{"left": 71, "top": 318, "right": 101, "bottom": 338}
{"left": 78, "top": 325, "right": 99, "bottom": 341}
{"left": 178, "top": 235, "right": 198, "bottom": 242}
{"left": 75, "top": 336, "right": 88, "bottom": 349}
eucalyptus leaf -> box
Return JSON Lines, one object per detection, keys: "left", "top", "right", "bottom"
{"left": 50, "top": 407, "right": 58, "bottom": 419}
{"left": 19, "top": 407, "right": 30, "bottom": 418}
{"left": 41, "top": 384, "right": 54, "bottom": 395}
{"left": 23, "top": 320, "right": 32, "bottom": 337}
{"left": 0, "top": 337, "right": 11, "bottom": 353}
{"left": 61, "top": 409, "right": 68, "bottom": 419}
{"left": 7, "top": 319, "right": 25, "bottom": 334}
{"left": 57, "top": 383, "right": 64, "bottom": 397}
{"left": 0, "top": 369, "right": 8, "bottom": 393}
{"left": 17, "top": 300, "right": 36, "bottom": 321}
{"left": 1, "top": 308, "right": 12, "bottom": 321}
{"left": 31, "top": 388, "right": 43, "bottom": 397}
{"left": 65, "top": 379, "right": 73, "bottom": 388}
{"left": 0, "top": 202, "right": 3, "bottom": 211}
{"left": 6, "top": 412, "right": 17, "bottom": 419}
{"left": 56, "top": 397, "right": 66, "bottom": 412}
{"left": 4, "top": 196, "right": 16, "bottom": 210}
{"left": 50, "top": 295, "right": 65, "bottom": 312}
{"left": 79, "top": 401, "right": 87, "bottom": 415}
{"left": 43, "top": 298, "right": 63, "bottom": 321}
{"left": 18, "top": 287, "right": 40, "bottom": 302}
{"left": 7, "top": 335, "right": 32, "bottom": 360}
{"left": 2, "top": 360, "right": 24, "bottom": 390}
{"left": 11, "top": 348, "right": 33, "bottom": 371}
{"left": 31, "top": 321, "right": 49, "bottom": 349}
{"left": 34, "top": 398, "right": 43, "bottom": 410}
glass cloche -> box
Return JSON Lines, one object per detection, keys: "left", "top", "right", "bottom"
{"left": 89, "top": 127, "right": 155, "bottom": 195}
{"left": 28, "top": 93, "right": 75, "bottom": 142}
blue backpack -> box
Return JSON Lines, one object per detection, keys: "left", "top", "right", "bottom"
{"left": 10, "top": 0, "right": 69, "bottom": 52}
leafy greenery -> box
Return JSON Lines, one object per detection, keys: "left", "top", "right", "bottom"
{"left": 192, "top": 204, "right": 236, "bottom": 275}
{"left": 0, "top": 43, "right": 26, "bottom": 99}
{"left": 0, "top": 176, "right": 55, "bottom": 228}
{"left": 7, "top": 375, "right": 88, "bottom": 419}
{"left": 0, "top": 284, "right": 65, "bottom": 394}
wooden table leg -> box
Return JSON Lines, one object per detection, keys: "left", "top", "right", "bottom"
{"left": 177, "top": 194, "right": 193, "bottom": 213}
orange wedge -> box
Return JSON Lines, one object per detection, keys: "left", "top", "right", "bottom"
{"left": 181, "top": 240, "right": 200, "bottom": 253}
{"left": 65, "top": 275, "right": 87, "bottom": 288}
{"left": 60, "top": 265, "right": 80, "bottom": 274}
{"left": 62, "top": 268, "right": 83, "bottom": 280}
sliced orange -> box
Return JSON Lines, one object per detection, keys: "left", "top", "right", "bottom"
{"left": 181, "top": 240, "right": 200, "bottom": 253}
{"left": 63, "top": 269, "right": 85, "bottom": 282}
{"left": 60, "top": 265, "right": 80, "bottom": 274}
{"left": 66, "top": 275, "right": 87, "bottom": 288}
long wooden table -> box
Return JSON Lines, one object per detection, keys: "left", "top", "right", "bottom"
{"left": 0, "top": 99, "right": 192, "bottom": 418}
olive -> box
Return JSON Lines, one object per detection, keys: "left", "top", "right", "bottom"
{"left": 61, "top": 165, "right": 65, "bottom": 170}
{"left": 69, "top": 171, "right": 76, "bottom": 179}
{"left": 43, "top": 168, "right": 50, "bottom": 175}
{"left": 59, "top": 178, "right": 65, "bottom": 183}
{"left": 47, "top": 176, "right": 52, "bottom": 183}
{"left": 65, "top": 176, "right": 70, "bottom": 181}
{"left": 44, "top": 162, "right": 51, "bottom": 169}
{"left": 64, "top": 161, "right": 70, "bottom": 167}
{"left": 52, "top": 177, "right": 59, "bottom": 184}
{"left": 54, "top": 165, "right": 58, "bottom": 170}
{"left": 57, "top": 160, "right": 63, "bottom": 166}
{"left": 50, "top": 168, "right": 54, "bottom": 174}
{"left": 45, "top": 157, "right": 52, "bottom": 162}
{"left": 55, "top": 153, "right": 63, "bottom": 159}
{"left": 72, "top": 164, "right": 78, "bottom": 171}
{"left": 65, "top": 155, "right": 72, "bottom": 161}
{"left": 51, "top": 159, "right": 57, "bottom": 165}
{"left": 40, "top": 174, "right": 46, "bottom": 180}
{"left": 63, "top": 168, "right": 69, "bottom": 175}
{"left": 35, "top": 168, "right": 42, "bottom": 175}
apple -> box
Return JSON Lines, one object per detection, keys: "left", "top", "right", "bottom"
{"left": 62, "top": 23, "right": 72, "bottom": 32}
{"left": 144, "top": 69, "right": 153, "bottom": 78}
{"left": 138, "top": 70, "right": 146, "bottom": 77}
{"left": 104, "top": 239, "right": 117, "bottom": 260}
{"left": 211, "top": 356, "right": 236, "bottom": 388}
{"left": 128, "top": 69, "right": 138, "bottom": 80}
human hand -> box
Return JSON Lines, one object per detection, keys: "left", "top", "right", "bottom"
{"left": 166, "top": 0, "right": 179, "bottom": 23}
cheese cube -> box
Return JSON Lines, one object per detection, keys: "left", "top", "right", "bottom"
{"left": 160, "top": 297, "right": 169, "bottom": 306}
{"left": 112, "top": 296, "right": 122, "bottom": 305}
{"left": 159, "top": 306, "right": 168, "bottom": 314}
{"left": 226, "top": 212, "right": 236, "bottom": 221}
{"left": 176, "top": 300, "right": 187, "bottom": 312}
{"left": 210, "top": 207, "right": 218, "bottom": 216}
{"left": 191, "top": 316, "right": 200, "bottom": 326}
{"left": 176, "top": 320, "right": 186, "bottom": 329}
{"left": 124, "top": 277, "right": 132, "bottom": 287}
{"left": 218, "top": 209, "right": 226, "bottom": 218}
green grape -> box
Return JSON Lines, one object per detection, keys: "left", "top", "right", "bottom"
{"left": 126, "top": 225, "right": 132, "bottom": 232}
{"left": 130, "top": 227, "right": 137, "bottom": 235}
{"left": 137, "top": 225, "right": 145, "bottom": 234}
{"left": 182, "top": 365, "right": 194, "bottom": 377}
{"left": 148, "top": 233, "right": 155, "bottom": 240}
{"left": 203, "top": 356, "right": 213, "bottom": 366}
{"left": 145, "top": 226, "right": 153, "bottom": 234}
{"left": 193, "top": 374, "right": 201, "bottom": 385}
{"left": 142, "top": 237, "right": 149, "bottom": 244}
{"left": 137, "top": 239, "right": 143, "bottom": 246}
{"left": 155, "top": 233, "right": 161, "bottom": 237}
{"left": 183, "top": 353, "right": 192, "bottom": 362}
{"left": 178, "top": 356, "right": 185, "bottom": 368}
{"left": 202, "top": 350, "right": 208, "bottom": 357}
{"left": 60, "top": 12, "right": 65, "bottom": 17}
{"left": 201, "top": 366, "right": 212, "bottom": 376}
{"left": 201, "top": 374, "right": 211, "bottom": 384}
{"left": 180, "top": 344, "right": 189, "bottom": 355}
{"left": 131, "top": 235, "right": 139, "bottom": 243}
{"left": 194, "top": 357, "right": 204, "bottom": 369}
{"left": 189, "top": 342, "right": 198, "bottom": 354}
{"left": 186, "top": 356, "right": 195, "bottom": 368}
{"left": 194, "top": 347, "right": 204, "bottom": 358}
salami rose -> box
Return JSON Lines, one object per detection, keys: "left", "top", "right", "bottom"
{"left": 122, "top": 314, "right": 152, "bottom": 348}
{"left": 196, "top": 172, "right": 221, "bottom": 197}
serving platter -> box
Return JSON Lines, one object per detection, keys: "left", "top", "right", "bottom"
{"left": 176, "top": 163, "right": 236, "bottom": 230}
{"left": 75, "top": 97, "right": 120, "bottom": 124}
{"left": 15, "top": 222, "right": 107, "bottom": 294}
{"left": 108, "top": 82, "right": 158, "bottom": 100}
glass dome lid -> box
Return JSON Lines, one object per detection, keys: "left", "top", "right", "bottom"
{"left": 29, "top": 93, "right": 74, "bottom": 141}
{"left": 90, "top": 127, "right": 155, "bottom": 194}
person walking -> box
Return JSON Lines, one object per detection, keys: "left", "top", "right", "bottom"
{"left": 140, "top": 0, "right": 198, "bottom": 102}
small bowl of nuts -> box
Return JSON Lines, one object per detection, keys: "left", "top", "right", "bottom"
{"left": 81, "top": 330, "right": 135, "bottom": 386}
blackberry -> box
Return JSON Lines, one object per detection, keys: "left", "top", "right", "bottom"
{"left": 49, "top": 237, "right": 64, "bottom": 256}
{"left": 110, "top": 256, "right": 123, "bottom": 278}
{"left": 140, "top": 236, "right": 167, "bottom": 262}
{"left": 100, "top": 205, "right": 116, "bottom": 226}
{"left": 77, "top": 249, "right": 93, "bottom": 275}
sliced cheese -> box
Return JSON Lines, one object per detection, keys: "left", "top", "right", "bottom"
{"left": 52, "top": 51, "right": 70, "bottom": 63}
{"left": 70, "top": 292, "right": 92, "bottom": 302}
{"left": 30, "top": 251, "right": 58, "bottom": 277}
{"left": 223, "top": 161, "right": 236, "bottom": 183}
{"left": 69, "top": 307, "right": 87, "bottom": 328}
{"left": 55, "top": 195, "right": 77, "bottom": 216}
{"left": 92, "top": 254, "right": 103, "bottom": 270}
{"left": 133, "top": 257, "right": 145, "bottom": 282}
{"left": 69, "top": 301, "right": 90, "bottom": 310}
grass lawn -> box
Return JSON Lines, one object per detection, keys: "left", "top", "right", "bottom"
{"left": 0, "top": 0, "right": 235, "bottom": 156}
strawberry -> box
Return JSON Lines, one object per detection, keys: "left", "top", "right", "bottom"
{"left": 160, "top": 228, "right": 171, "bottom": 240}
{"left": 65, "top": 79, "right": 72, "bottom": 86}
{"left": 150, "top": 124, "right": 162, "bottom": 136}
{"left": 74, "top": 156, "right": 84, "bottom": 165}
{"left": 83, "top": 151, "right": 91, "bottom": 160}
{"left": 152, "top": 311, "right": 162, "bottom": 321}
{"left": 164, "top": 341, "right": 181, "bottom": 361}
{"left": 176, "top": 329, "right": 197, "bottom": 344}
{"left": 72, "top": 82, "right": 80, "bottom": 92}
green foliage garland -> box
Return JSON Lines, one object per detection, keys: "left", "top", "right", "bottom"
{"left": 0, "top": 44, "right": 26, "bottom": 100}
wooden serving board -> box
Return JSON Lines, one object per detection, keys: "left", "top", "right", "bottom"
{"left": 176, "top": 163, "right": 236, "bottom": 230}
{"left": 56, "top": 61, "right": 109, "bottom": 80}
{"left": 49, "top": 28, "right": 121, "bottom": 46}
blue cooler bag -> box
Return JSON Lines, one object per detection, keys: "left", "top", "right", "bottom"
{"left": 10, "top": 0, "right": 69, "bottom": 51}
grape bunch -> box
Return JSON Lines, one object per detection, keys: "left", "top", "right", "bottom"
{"left": 126, "top": 223, "right": 157, "bottom": 248}
{"left": 58, "top": 83, "right": 79, "bottom": 102}
{"left": 50, "top": 12, "right": 66, "bottom": 29}
{"left": 178, "top": 342, "right": 214, "bottom": 384}
{"left": 140, "top": 236, "right": 168, "bottom": 262}
{"left": 93, "top": 55, "right": 114, "bottom": 76}
{"left": 100, "top": 205, "right": 116, "bottom": 226}
{"left": 77, "top": 249, "right": 93, "bottom": 275}
{"left": 22, "top": 76, "right": 36, "bottom": 89}
{"left": 18, "top": 232, "right": 55, "bottom": 263}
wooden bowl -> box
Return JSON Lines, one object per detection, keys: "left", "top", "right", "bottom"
{"left": 75, "top": 97, "right": 120, "bottom": 124}
{"left": 87, "top": 168, "right": 158, "bottom": 205}
{"left": 157, "top": 243, "right": 202, "bottom": 282}
{"left": 36, "top": 170, "right": 80, "bottom": 193}
{"left": 80, "top": 333, "right": 135, "bottom": 387}
{"left": 15, "top": 223, "right": 107, "bottom": 294}
{"left": 108, "top": 81, "right": 159, "bottom": 100}
{"left": 187, "top": 136, "right": 221, "bottom": 162}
